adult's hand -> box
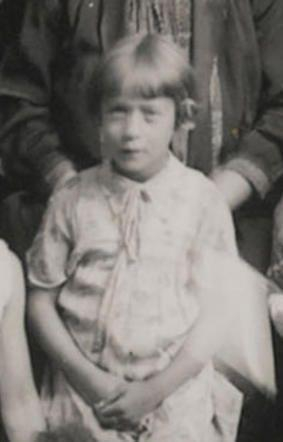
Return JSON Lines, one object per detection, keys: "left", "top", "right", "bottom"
{"left": 269, "top": 293, "right": 283, "bottom": 337}
{"left": 212, "top": 168, "right": 252, "bottom": 211}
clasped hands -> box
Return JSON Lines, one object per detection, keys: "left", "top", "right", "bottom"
{"left": 93, "top": 375, "right": 161, "bottom": 433}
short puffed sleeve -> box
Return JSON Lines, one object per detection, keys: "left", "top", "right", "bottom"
{"left": 27, "top": 178, "right": 79, "bottom": 289}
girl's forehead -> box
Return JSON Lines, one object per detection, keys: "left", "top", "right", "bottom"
{"left": 102, "top": 94, "right": 175, "bottom": 108}
{"left": 101, "top": 61, "right": 176, "bottom": 101}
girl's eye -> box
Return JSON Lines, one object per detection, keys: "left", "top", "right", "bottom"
{"left": 107, "top": 106, "right": 128, "bottom": 117}
{"left": 143, "top": 109, "right": 159, "bottom": 121}
{"left": 111, "top": 109, "right": 126, "bottom": 116}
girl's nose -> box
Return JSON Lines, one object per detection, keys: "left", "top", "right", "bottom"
{"left": 123, "top": 110, "right": 142, "bottom": 139}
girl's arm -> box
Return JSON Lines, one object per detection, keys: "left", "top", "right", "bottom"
{"left": 146, "top": 296, "right": 228, "bottom": 402}
{"left": 27, "top": 185, "right": 123, "bottom": 410}
{"left": 0, "top": 255, "right": 45, "bottom": 442}
{"left": 98, "top": 278, "right": 229, "bottom": 430}
{"left": 144, "top": 187, "right": 237, "bottom": 402}
{"left": 143, "top": 182, "right": 238, "bottom": 406}
{"left": 28, "top": 287, "right": 124, "bottom": 408}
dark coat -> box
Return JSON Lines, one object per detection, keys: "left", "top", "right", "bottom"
{"left": 0, "top": 0, "right": 283, "bottom": 200}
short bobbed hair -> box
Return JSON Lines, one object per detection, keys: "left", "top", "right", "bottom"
{"left": 88, "top": 33, "right": 196, "bottom": 127}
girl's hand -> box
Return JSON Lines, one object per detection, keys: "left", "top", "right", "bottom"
{"left": 211, "top": 168, "right": 252, "bottom": 211}
{"left": 96, "top": 380, "right": 161, "bottom": 431}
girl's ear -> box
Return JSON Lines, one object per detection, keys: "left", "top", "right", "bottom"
{"left": 178, "top": 98, "right": 197, "bottom": 130}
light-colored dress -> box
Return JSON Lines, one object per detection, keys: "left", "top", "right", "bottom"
{"left": 27, "top": 155, "right": 242, "bottom": 441}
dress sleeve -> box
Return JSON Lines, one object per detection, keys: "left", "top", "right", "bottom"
{"left": 194, "top": 179, "right": 237, "bottom": 256}
{"left": 224, "top": 0, "right": 283, "bottom": 198}
{"left": 27, "top": 180, "right": 78, "bottom": 289}
{"left": 0, "top": 0, "right": 77, "bottom": 196}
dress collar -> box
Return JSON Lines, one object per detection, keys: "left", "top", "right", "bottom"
{"left": 98, "top": 152, "right": 183, "bottom": 211}
{"left": 97, "top": 153, "right": 184, "bottom": 261}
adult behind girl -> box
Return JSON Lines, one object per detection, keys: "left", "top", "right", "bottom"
{"left": 27, "top": 34, "right": 273, "bottom": 441}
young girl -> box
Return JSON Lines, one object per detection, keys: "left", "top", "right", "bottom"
{"left": 27, "top": 34, "right": 270, "bottom": 441}
{"left": 0, "top": 240, "right": 45, "bottom": 442}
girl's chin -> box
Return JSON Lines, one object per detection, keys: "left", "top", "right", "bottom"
{"left": 111, "top": 160, "right": 147, "bottom": 181}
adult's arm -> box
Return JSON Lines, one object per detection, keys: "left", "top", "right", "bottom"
{"left": 0, "top": 254, "right": 45, "bottom": 442}
{"left": 214, "top": 0, "right": 283, "bottom": 208}
{"left": 0, "top": 0, "right": 84, "bottom": 196}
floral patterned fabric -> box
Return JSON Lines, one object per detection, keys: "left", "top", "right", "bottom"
{"left": 27, "top": 155, "right": 242, "bottom": 441}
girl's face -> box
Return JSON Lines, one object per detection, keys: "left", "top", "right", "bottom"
{"left": 100, "top": 94, "right": 175, "bottom": 181}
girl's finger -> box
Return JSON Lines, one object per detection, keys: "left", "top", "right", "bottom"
{"left": 99, "top": 415, "right": 121, "bottom": 430}
{"left": 98, "top": 412, "right": 134, "bottom": 432}
{"left": 99, "top": 401, "right": 124, "bottom": 417}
